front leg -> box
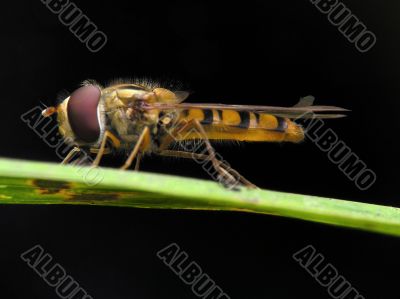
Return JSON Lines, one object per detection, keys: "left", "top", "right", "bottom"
{"left": 121, "top": 126, "right": 150, "bottom": 170}
{"left": 61, "top": 147, "right": 81, "bottom": 164}
{"left": 92, "top": 130, "right": 121, "bottom": 167}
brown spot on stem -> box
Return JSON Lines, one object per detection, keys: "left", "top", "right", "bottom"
{"left": 30, "top": 179, "right": 71, "bottom": 195}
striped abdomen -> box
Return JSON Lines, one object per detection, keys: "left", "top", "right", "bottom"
{"left": 177, "top": 108, "right": 304, "bottom": 143}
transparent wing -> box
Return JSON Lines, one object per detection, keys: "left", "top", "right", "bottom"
{"left": 144, "top": 95, "right": 349, "bottom": 119}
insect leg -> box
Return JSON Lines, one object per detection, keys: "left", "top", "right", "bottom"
{"left": 121, "top": 126, "right": 150, "bottom": 170}
{"left": 158, "top": 118, "right": 198, "bottom": 151}
{"left": 159, "top": 119, "right": 230, "bottom": 181}
{"left": 134, "top": 151, "right": 142, "bottom": 171}
{"left": 61, "top": 147, "right": 81, "bottom": 164}
{"left": 191, "top": 119, "right": 240, "bottom": 186}
{"left": 90, "top": 147, "right": 112, "bottom": 154}
{"left": 162, "top": 119, "right": 255, "bottom": 188}
{"left": 157, "top": 150, "right": 256, "bottom": 188}
{"left": 92, "top": 130, "right": 121, "bottom": 167}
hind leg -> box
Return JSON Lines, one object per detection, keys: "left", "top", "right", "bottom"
{"left": 157, "top": 149, "right": 256, "bottom": 188}
{"left": 158, "top": 119, "right": 256, "bottom": 188}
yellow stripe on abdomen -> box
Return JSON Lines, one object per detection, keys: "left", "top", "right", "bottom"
{"left": 177, "top": 109, "right": 304, "bottom": 143}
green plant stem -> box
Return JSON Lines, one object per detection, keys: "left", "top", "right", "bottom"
{"left": 0, "top": 158, "right": 398, "bottom": 237}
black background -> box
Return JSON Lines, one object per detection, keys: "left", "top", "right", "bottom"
{"left": 0, "top": 0, "right": 399, "bottom": 298}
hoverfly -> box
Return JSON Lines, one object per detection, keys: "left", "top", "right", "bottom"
{"left": 42, "top": 79, "right": 347, "bottom": 188}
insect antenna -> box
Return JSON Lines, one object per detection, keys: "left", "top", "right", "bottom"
{"left": 39, "top": 100, "right": 49, "bottom": 108}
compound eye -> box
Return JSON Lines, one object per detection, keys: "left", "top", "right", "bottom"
{"left": 67, "top": 85, "right": 101, "bottom": 143}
